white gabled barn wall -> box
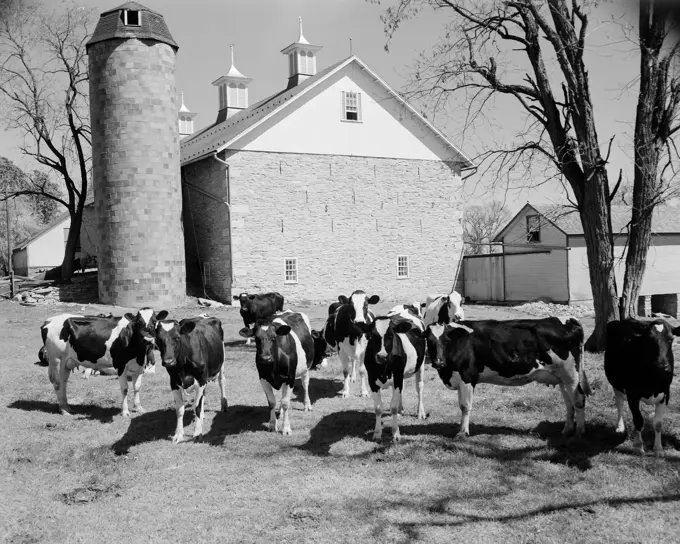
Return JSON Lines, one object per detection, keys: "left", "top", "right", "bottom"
{"left": 237, "top": 66, "right": 460, "bottom": 161}
{"left": 499, "top": 204, "right": 567, "bottom": 253}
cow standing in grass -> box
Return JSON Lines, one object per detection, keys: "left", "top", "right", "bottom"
{"left": 363, "top": 307, "right": 427, "bottom": 441}
{"left": 239, "top": 310, "right": 314, "bottom": 435}
{"left": 155, "top": 315, "right": 228, "bottom": 443}
{"left": 43, "top": 308, "right": 165, "bottom": 416}
{"left": 425, "top": 317, "right": 591, "bottom": 438}
{"left": 605, "top": 318, "right": 679, "bottom": 456}
{"left": 322, "top": 291, "right": 380, "bottom": 398}
{"left": 233, "top": 292, "right": 284, "bottom": 345}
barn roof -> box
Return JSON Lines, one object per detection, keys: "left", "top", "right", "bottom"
{"left": 180, "top": 55, "right": 474, "bottom": 168}
{"left": 493, "top": 201, "right": 680, "bottom": 243}
{"left": 87, "top": 1, "right": 178, "bottom": 49}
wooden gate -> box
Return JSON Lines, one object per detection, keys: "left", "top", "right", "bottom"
{"left": 463, "top": 255, "right": 504, "bottom": 302}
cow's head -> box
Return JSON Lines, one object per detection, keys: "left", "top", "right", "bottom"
{"left": 365, "top": 317, "right": 414, "bottom": 383}
{"left": 348, "top": 290, "right": 380, "bottom": 324}
{"left": 233, "top": 293, "right": 249, "bottom": 309}
{"left": 123, "top": 308, "right": 168, "bottom": 371}
{"left": 310, "top": 328, "right": 330, "bottom": 369}
{"left": 155, "top": 319, "right": 182, "bottom": 367}
{"left": 423, "top": 322, "right": 473, "bottom": 385}
{"left": 239, "top": 319, "right": 291, "bottom": 364}
{"left": 437, "top": 292, "right": 464, "bottom": 324}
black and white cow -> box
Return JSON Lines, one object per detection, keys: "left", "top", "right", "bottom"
{"left": 421, "top": 292, "right": 465, "bottom": 327}
{"left": 239, "top": 310, "right": 314, "bottom": 435}
{"left": 362, "top": 307, "right": 427, "bottom": 441}
{"left": 322, "top": 290, "right": 380, "bottom": 398}
{"left": 605, "top": 318, "right": 679, "bottom": 456}
{"left": 155, "top": 316, "right": 228, "bottom": 443}
{"left": 43, "top": 308, "right": 166, "bottom": 416}
{"left": 233, "top": 291, "right": 284, "bottom": 345}
{"left": 425, "top": 317, "right": 591, "bottom": 437}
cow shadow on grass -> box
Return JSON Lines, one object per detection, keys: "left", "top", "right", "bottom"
{"left": 308, "top": 375, "right": 344, "bottom": 401}
{"left": 298, "top": 409, "right": 380, "bottom": 457}
{"left": 200, "top": 405, "right": 272, "bottom": 445}
{"left": 8, "top": 399, "right": 119, "bottom": 423}
{"left": 112, "top": 408, "right": 180, "bottom": 454}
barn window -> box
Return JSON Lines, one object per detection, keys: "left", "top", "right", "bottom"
{"left": 284, "top": 258, "right": 298, "bottom": 284}
{"left": 526, "top": 215, "right": 541, "bottom": 243}
{"left": 121, "top": 9, "right": 141, "bottom": 26}
{"left": 342, "top": 91, "right": 362, "bottom": 122}
{"left": 397, "top": 255, "right": 410, "bottom": 279}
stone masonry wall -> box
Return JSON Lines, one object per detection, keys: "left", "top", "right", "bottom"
{"left": 182, "top": 150, "right": 464, "bottom": 304}
{"left": 89, "top": 38, "right": 186, "bottom": 307}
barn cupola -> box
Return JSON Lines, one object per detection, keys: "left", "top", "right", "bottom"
{"left": 177, "top": 92, "right": 197, "bottom": 139}
{"left": 280, "top": 17, "right": 322, "bottom": 89}
{"left": 211, "top": 45, "right": 252, "bottom": 123}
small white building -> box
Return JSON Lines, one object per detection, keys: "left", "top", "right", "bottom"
{"left": 12, "top": 200, "right": 97, "bottom": 277}
{"left": 463, "top": 202, "right": 680, "bottom": 315}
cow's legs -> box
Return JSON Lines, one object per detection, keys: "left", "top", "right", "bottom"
{"left": 56, "top": 359, "right": 74, "bottom": 415}
{"left": 260, "top": 379, "right": 278, "bottom": 431}
{"left": 559, "top": 383, "right": 576, "bottom": 436}
{"left": 457, "top": 383, "right": 474, "bottom": 437}
{"left": 652, "top": 400, "right": 667, "bottom": 457}
{"left": 627, "top": 395, "right": 645, "bottom": 455}
{"left": 415, "top": 365, "right": 426, "bottom": 419}
{"left": 390, "top": 386, "right": 402, "bottom": 442}
{"left": 130, "top": 374, "right": 145, "bottom": 413}
{"left": 339, "top": 350, "right": 352, "bottom": 398}
{"left": 171, "top": 388, "right": 185, "bottom": 443}
{"left": 217, "top": 365, "right": 229, "bottom": 412}
{"left": 300, "top": 369, "right": 312, "bottom": 411}
{"left": 192, "top": 384, "right": 207, "bottom": 438}
{"left": 118, "top": 371, "right": 131, "bottom": 417}
{"left": 358, "top": 359, "right": 369, "bottom": 398}
{"left": 613, "top": 388, "right": 627, "bottom": 433}
{"left": 372, "top": 390, "right": 383, "bottom": 441}
{"left": 279, "top": 383, "right": 293, "bottom": 435}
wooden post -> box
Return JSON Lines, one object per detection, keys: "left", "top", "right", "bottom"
{"left": 5, "top": 193, "right": 14, "bottom": 298}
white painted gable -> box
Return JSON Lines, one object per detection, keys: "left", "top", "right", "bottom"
{"left": 238, "top": 65, "right": 460, "bottom": 162}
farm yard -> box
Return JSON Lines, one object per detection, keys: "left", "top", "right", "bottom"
{"left": 1, "top": 299, "right": 680, "bottom": 544}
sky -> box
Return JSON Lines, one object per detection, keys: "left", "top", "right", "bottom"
{"left": 0, "top": 0, "right": 644, "bottom": 213}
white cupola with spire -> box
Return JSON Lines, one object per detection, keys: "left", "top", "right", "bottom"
{"left": 280, "top": 17, "right": 322, "bottom": 89}
{"left": 211, "top": 45, "right": 253, "bottom": 122}
{"left": 178, "top": 92, "right": 197, "bottom": 139}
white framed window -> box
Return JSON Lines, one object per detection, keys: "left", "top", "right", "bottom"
{"left": 122, "top": 9, "right": 141, "bottom": 26}
{"left": 397, "top": 255, "right": 410, "bottom": 279}
{"left": 284, "top": 258, "right": 298, "bottom": 284}
{"left": 342, "top": 91, "right": 362, "bottom": 122}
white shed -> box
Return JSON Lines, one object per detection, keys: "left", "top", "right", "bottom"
{"left": 463, "top": 202, "right": 680, "bottom": 315}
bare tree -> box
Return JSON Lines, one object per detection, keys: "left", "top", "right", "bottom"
{"left": 379, "top": 0, "right": 680, "bottom": 350}
{"left": 463, "top": 201, "right": 510, "bottom": 254}
{"left": 0, "top": 0, "right": 94, "bottom": 281}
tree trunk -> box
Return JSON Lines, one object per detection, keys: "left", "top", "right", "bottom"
{"left": 619, "top": 1, "right": 665, "bottom": 319}
{"left": 61, "top": 208, "right": 83, "bottom": 282}
{"left": 579, "top": 176, "right": 619, "bottom": 352}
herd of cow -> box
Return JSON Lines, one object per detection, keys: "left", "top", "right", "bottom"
{"left": 37, "top": 290, "right": 678, "bottom": 456}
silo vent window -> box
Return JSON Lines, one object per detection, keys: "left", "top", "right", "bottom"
{"left": 121, "top": 9, "right": 141, "bottom": 26}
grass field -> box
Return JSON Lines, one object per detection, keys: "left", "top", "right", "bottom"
{"left": 1, "top": 299, "right": 679, "bottom": 544}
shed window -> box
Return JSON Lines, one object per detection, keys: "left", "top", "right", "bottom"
{"left": 526, "top": 215, "right": 541, "bottom": 243}
{"left": 122, "top": 9, "right": 141, "bottom": 26}
{"left": 342, "top": 91, "right": 362, "bottom": 122}
{"left": 284, "top": 258, "right": 298, "bottom": 284}
{"left": 397, "top": 255, "right": 410, "bottom": 279}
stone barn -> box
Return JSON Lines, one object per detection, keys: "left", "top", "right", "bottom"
{"left": 180, "top": 23, "right": 473, "bottom": 303}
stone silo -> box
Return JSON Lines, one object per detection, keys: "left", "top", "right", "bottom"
{"left": 87, "top": 1, "right": 186, "bottom": 306}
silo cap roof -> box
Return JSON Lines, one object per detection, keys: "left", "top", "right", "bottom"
{"left": 87, "top": 1, "right": 178, "bottom": 50}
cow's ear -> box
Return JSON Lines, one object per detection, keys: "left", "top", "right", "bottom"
{"left": 393, "top": 321, "right": 412, "bottom": 334}
{"left": 157, "top": 310, "right": 169, "bottom": 321}
{"left": 367, "top": 295, "right": 380, "bottom": 304}
{"left": 338, "top": 295, "right": 349, "bottom": 304}
{"left": 180, "top": 320, "right": 196, "bottom": 335}
{"left": 238, "top": 327, "right": 253, "bottom": 338}
{"left": 233, "top": 295, "right": 239, "bottom": 300}
{"left": 275, "top": 325, "right": 291, "bottom": 336}
{"left": 118, "top": 324, "right": 133, "bottom": 348}
{"left": 672, "top": 326, "right": 680, "bottom": 337}
{"left": 124, "top": 313, "right": 135, "bottom": 322}
{"left": 445, "top": 326, "right": 469, "bottom": 342}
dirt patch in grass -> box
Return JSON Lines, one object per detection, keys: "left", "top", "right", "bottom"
{"left": 1, "top": 299, "right": 679, "bottom": 543}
